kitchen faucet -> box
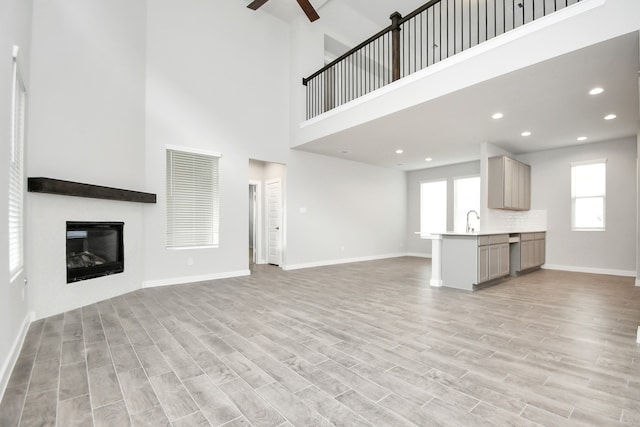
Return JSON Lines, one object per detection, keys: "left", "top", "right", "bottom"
{"left": 466, "top": 210, "right": 480, "bottom": 233}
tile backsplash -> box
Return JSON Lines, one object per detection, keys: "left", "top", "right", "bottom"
{"left": 485, "top": 209, "right": 547, "bottom": 232}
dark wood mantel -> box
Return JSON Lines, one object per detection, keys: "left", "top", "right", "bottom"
{"left": 28, "top": 177, "right": 156, "bottom": 204}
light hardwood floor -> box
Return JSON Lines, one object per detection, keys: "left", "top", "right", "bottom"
{"left": 1, "top": 257, "right": 639, "bottom": 426}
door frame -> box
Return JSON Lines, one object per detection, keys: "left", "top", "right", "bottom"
{"left": 249, "top": 180, "right": 263, "bottom": 265}
{"left": 266, "top": 178, "right": 283, "bottom": 266}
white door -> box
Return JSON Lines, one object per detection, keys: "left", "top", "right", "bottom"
{"left": 266, "top": 179, "right": 282, "bottom": 266}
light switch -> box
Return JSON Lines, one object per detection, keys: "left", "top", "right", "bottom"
{"left": 299, "top": 207, "right": 307, "bottom": 214}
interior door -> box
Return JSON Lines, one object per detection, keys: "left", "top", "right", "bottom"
{"left": 266, "top": 179, "right": 282, "bottom": 266}
{"left": 249, "top": 185, "right": 256, "bottom": 264}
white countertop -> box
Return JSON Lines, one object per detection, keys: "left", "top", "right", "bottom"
{"left": 417, "top": 230, "right": 546, "bottom": 238}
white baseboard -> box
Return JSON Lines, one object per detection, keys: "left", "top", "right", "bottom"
{"left": 282, "top": 253, "right": 407, "bottom": 271}
{"left": 406, "top": 252, "right": 432, "bottom": 259}
{"left": 142, "top": 270, "right": 250, "bottom": 288}
{"left": 542, "top": 264, "right": 636, "bottom": 278}
{"left": 0, "top": 311, "right": 34, "bottom": 402}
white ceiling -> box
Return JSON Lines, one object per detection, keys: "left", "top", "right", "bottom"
{"left": 243, "top": 0, "right": 426, "bottom": 26}
{"left": 243, "top": 0, "right": 330, "bottom": 22}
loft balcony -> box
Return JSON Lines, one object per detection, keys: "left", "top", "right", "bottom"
{"left": 303, "top": 0, "right": 585, "bottom": 120}
{"left": 293, "top": 0, "right": 640, "bottom": 170}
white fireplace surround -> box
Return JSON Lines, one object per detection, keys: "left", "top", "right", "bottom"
{"left": 27, "top": 193, "right": 145, "bottom": 319}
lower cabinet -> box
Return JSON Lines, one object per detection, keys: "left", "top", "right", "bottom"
{"left": 441, "top": 231, "right": 546, "bottom": 291}
{"left": 478, "top": 246, "right": 489, "bottom": 283}
{"left": 477, "top": 235, "right": 509, "bottom": 285}
{"left": 499, "top": 243, "right": 510, "bottom": 277}
{"left": 516, "top": 232, "right": 545, "bottom": 272}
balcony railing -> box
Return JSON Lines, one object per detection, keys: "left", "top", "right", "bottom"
{"left": 303, "top": 0, "right": 582, "bottom": 120}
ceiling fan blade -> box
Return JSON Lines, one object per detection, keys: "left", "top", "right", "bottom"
{"left": 247, "top": 0, "right": 269, "bottom": 10}
{"left": 296, "top": 0, "right": 320, "bottom": 22}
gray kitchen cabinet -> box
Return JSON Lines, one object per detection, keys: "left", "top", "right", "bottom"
{"left": 499, "top": 243, "right": 510, "bottom": 277}
{"left": 477, "top": 234, "right": 509, "bottom": 284}
{"left": 510, "top": 232, "right": 545, "bottom": 274}
{"left": 478, "top": 246, "right": 489, "bottom": 283}
{"left": 488, "top": 156, "right": 531, "bottom": 210}
{"left": 441, "top": 233, "right": 510, "bottom": 291}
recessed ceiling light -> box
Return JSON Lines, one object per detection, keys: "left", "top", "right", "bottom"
{"left": 395, "top": 149, "right": 404, "bottom": 154}
{"left": 577, "top": 136, "right": 587, "bottom": 141}
{"left": 521, "top": 131, "right": 531, "bottom": 137}
{"left": 604, "top": 114, "right": 617, "bottom": 120}
{"left": 396, "top": 163, "right": 404, "bottom": 166}
{"left": 589, "top": 87, "right": 604, "bottom": 95}
{"left": 339, "top": 150, "right": 351, "bottom": 154}
{"left": 492, "top": 113, "right": 504, "bottom": 119}
{"left": 425, "top": 157, "right": 433, "bottom": 162}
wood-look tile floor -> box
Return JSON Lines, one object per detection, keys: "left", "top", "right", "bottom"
{"left": 1, "top": 257, "right": 639, "bottom": 426}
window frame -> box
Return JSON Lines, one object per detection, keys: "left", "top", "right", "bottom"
{"left": 419, "top": 179, "right": 448, "bottom": 234}
{"left": 9, "top": 45, "right": 27, "bottom": 282}
{"left": 165, "top": 145, "right": 221, "bottom": 250}
{"left": 571, "top": 159, "right": 606, "bottom": 232}
{"left": 453, "top": 174, "right": 481, "bottom": 233}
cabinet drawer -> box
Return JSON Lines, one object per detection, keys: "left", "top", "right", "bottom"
{"left": 520, "top": 233, "right": 536, "bottom": 241}
{"left": 478, "top": 234, "right": 509, "bottom": 246}
{"left": 489, "top": 234, "right": 509, "bottom": 245}
{"left": 535, "top": 232, "right": 546, "bottom": 240}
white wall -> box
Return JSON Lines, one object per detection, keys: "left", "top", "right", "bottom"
{"left": 406, "top": 161, "right": 480, "bottom": 256}
{"left": 285, "top": 150, "right": 406, "bottom": 268}
{"left": 0, "top": 0, "right": 33, "bottom": 399}
{"left": 143, "top": 0, "right": 291, "bottom": 285}
{"left": 518, "top": 137, "right": 637, "bottom": 276}
{"left": 637, "top": 133, "right": 640, "bottom": 285}
{"left": 26, "top": 0, "right": 147, "bottom": 318}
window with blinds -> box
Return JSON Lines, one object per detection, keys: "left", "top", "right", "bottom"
{"left": 9, "top": 46, "right": 26, "bottom": 280}
{"left": 166, "top": 147, "right": 220, "bottom": 249}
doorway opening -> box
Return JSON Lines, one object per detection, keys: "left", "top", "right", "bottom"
{"left": 248, "top": 182, "right": 259, "bottom": 266}
{"left": 249, "top": 159, "right": 285, "bottom": 268}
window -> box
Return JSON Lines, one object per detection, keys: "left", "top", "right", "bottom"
{"left": 453, "top": 176, "right": 480, "bottom": 233}
{"left": 571, "top": 160, "right": 606, "bottom": 230}
{"left": 9, "top": 46, "right": 26, "bottom": 281}
{"left": 166, "top": 147, "right": 220, "bottom": 248}
{"left": 420, "top": 180, "right": 447, "bottom": 233}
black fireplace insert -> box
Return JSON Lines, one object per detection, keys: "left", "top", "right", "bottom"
{"left": 66, "top": 221, "right": 124, "bottom": 283}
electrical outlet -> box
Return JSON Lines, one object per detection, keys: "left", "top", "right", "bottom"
{"left": 340, "top": 246, "right": 345, "bottom": 252}
{"left": 187, "top": 257, "right": 194, "bottom": 266}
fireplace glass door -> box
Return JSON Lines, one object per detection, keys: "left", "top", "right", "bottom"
{"left": 66, "top": 221, "right": 124, "bottom": 283}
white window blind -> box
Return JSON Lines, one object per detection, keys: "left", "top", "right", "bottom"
{"left": 9, "top": 46, "right": 26, "bottom": 280}
{"left": 166, "top": 148, "right": 220, "bottom": 248}
{"left": 571, "top": 160, "right": 606, "bottom": 231}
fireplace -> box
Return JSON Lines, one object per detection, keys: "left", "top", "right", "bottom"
{"left": 66, "top": 221, "right": 124, "bottom": 283}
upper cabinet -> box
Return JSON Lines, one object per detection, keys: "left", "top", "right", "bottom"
{"left": 488, "top": 156, "right": 531, "bottom": 211}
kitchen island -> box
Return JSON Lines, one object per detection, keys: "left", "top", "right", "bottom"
{"left": 420, "top": 231, "right": 546, "bottom": 291}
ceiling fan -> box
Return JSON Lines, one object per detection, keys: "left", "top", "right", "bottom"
{"left": 247, "top": 0, "right": 320, "bottom": 22}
